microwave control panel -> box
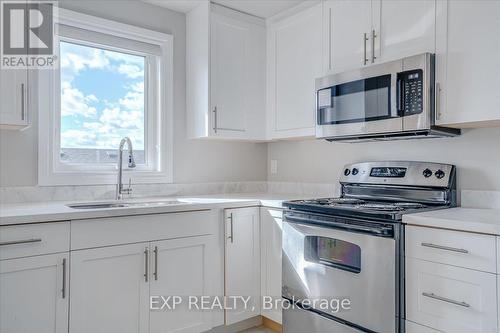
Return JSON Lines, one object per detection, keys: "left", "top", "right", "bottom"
{"left": 399, "top": 69, "right": 423, "bottom": 116}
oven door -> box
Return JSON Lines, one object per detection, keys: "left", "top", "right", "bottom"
{"left": 282, "top": 218, "right": 396, "bottom": 333}
{"left": 315, "top": 59, "right": 403, "bottom": 139}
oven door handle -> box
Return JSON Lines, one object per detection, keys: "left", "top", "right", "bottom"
{"left": 284, "top": 214, "right": 391, "bottom": 236}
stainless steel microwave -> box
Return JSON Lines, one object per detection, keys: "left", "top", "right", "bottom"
{"left": 315, "top": 53, "right": 460, "bottom": 142}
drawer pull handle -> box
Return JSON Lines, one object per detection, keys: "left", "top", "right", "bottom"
{"left": 421, "top": 242, "right": 469, "bottom": 254}
{"left": 0, "top": 238, "right": 42, "bottom": 246}
{"left": 422, "top": 292, "right": 470, "bottom": 308}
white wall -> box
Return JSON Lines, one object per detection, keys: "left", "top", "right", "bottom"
{"left": 0, "top": 0, "right": 267, "bottom": 187}
{"left": 268, "top": 127, "right": 500, "bottom": 191}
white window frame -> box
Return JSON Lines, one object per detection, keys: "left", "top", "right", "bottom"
{"left": 38, "top": 8, "right": 173, "bottom": 186}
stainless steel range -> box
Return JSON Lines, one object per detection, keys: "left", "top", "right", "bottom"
{"left": 282, "top": 161, "right": 457, "bottom": 333}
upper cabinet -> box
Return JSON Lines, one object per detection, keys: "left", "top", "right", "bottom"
{"left": 0, "top": 69, "right": 29, "bottom": 129}
{"left": 266, "top": 2, "right": 323, "bottom": 139}
{"left": 435, "top": 0, "right": 500, "bottom": 128}
{"left": 187, "top": 2, "right": 266, "bottom": 140}
{"left": 323, "top": 0, "right": 435, "bottom": 74}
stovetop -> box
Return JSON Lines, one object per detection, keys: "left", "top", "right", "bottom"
{"left": 283, "top": 197, "right": 451, "bottom": 222}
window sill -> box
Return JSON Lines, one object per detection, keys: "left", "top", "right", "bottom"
{"left": 38, "top": 170, "right": 173, "bottom": 186}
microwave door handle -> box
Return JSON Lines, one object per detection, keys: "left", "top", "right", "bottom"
{"left": 396, "top": 77, "right": 404, "bottom": 116}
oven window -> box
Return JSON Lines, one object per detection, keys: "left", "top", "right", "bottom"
{"left": 317, "top": 74, "right": 393, "bottom": 125}
{"left": 305, "top": 236, "right": 361, "bottom": 274}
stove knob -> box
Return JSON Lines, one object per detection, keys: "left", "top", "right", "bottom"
{"left": 352, "top": 168, "right": 359, "bottom": 175}
{"left": 344, "top": 168, "right": 351, "bottom": 176}
{"left": 435, "top": 169, "right": 446, "bottom": 179}
{"left": 422, "top": 168, "right": 432, "bottom": 178}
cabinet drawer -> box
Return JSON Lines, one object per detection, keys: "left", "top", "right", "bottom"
{"left": 71, "top": 210, "right": 215, "bottom": 250}
{"left": 406, "top": 321, "right": 442, "bottom": 333}
{"left": 406, "top": 258, "right": 497, "bottom": 333}
{"left": 0, "top": 222, "right": 70, "bottom": 260}
{"left": 406, "top": 225, "right": 496, "bottom": 273}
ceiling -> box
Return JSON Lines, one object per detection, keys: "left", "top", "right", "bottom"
{"left": 143, "top": 0, "right": 304, "bottom": 18}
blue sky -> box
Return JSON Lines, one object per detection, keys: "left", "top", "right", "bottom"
{"left": 60, "top": 41, "right": 145, "bottom": 150}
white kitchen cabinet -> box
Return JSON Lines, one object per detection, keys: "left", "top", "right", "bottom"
{"left": 406, "top": 257, "right": 497, "bottom": 333}
{"left": 149, "top": 235, "right": 214, "bottom": 333}
{"left": 69, "top": 243, "right": 150, "bottom": 333}
{"left": 260, "top": 208, "right": 283, "bottom": 324}
{"left": 0, "top": 68, "right": 29, "bottom": 129}
{"left": 187, "top": 2, "right": 266, "bottom": 140}
{"left": 406, "top": 320, "right": 441, "bottom": 333}
{"left": 374, "top": 0, "right": 435, "bottom": 63}
{"left": 266, "top": 2, "right": 323, "bottom": 139}
{"left": 224, "top": 207, "right": 261, "bottom": 325}
{"left": 435, "top": 0, "right": 500, "bottom": 128}
{"left": 323, "top": 0, "right": 373, "bottom": 73}
{"left": 323, "top": 0, "right": 435, "bottom": 73}
{"left": 0, "top": 253, "right": 69, "bottom": 333}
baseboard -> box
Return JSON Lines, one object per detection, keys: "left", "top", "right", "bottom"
{"left": 262, "top": 316, "right": 282, "bottom": 333}
{"left": 208, "top": 316, "right": 263, "bottom": 333}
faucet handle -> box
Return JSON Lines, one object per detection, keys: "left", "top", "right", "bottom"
{"left": 122, "top": 178, "right": 133, "bottom": 195}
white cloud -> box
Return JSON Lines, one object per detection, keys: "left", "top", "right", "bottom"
{"left": 60, "top": 48, "right": 110, "bottom": 74}
{"left": 61, "top": 82, "right": 98, "bottom": 117}
{"left": 117, "top": 64, "right": 144, "bottom": 79}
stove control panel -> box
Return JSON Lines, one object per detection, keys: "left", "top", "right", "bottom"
{"left": 340, "top": 161, "right": 455, "bottom": 188}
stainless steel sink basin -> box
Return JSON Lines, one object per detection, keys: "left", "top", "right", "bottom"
{"left": 67, "top": 200, "right": 184, "bottom": 209}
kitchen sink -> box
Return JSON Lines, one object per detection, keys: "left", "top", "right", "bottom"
{"left": 66, "top": 200, "right": 185, "bottom": 209}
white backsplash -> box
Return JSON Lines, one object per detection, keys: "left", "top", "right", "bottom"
{"left": 0, "top": 181, "right": 268, "bottom": 204}
{"left": 460, "top": 190, "right": 500, "bottom": 209}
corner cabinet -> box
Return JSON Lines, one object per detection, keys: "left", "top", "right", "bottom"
{"left": 0, "top": 68, "right": 29, "bottom": 129}
{"left": 435, "top": 0, "right": 500, "bottom": 128}
{"left": 323, "top": 0, "right": 435, "bottom": 74}
{"left": 187, "top": 2, "right": 266, "bottom": 141}
{"left": 266, "top": 2, "right": 323, "bottom": 139}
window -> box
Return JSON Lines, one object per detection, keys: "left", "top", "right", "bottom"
{"left": 38, "top": 9, "right": 173, "bottom": 185}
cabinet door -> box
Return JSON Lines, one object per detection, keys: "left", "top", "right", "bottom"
{"left": 435, "top": 0, "right": 500, "bottom": 127}
{"left": 373, "top": 0, "right": 435, "bottom": 63}
{"left": 406, "top": 258, "right": 497, "bottom": 333}
{"left": 0, "top": 68, "right": 28, "bottom": 127}
{"left": 325, "top": 0, "right": 372, "bottom": 74}
{"left": 70, "top": 243, "right": 150, "bottom": 333}
{"left": 0, "top": 253, "right": 68, "bottom": 333}
{"left": 210, "top": 9, "right": 266, "bottom": 139}
{"left": 260, "top": 208, "right": 283, "bottom": 324}
{"left": 224, "top": 207, "right": 260, "bottom": 325}
{"left": 267, "top": 3, "right": 322, "bottom": 139}
{"left": 149, "top": 235, "right": 215, "bottom": 333}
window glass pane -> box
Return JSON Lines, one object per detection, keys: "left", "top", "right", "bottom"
{"left": 59, "top": 41, "right": 146, "bottom": 164}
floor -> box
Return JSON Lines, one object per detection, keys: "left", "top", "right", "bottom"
{"left": 239, "top": 327, "right": 275, "bottom": 333}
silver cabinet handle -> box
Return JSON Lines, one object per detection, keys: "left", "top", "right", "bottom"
{"left": 227, "top": 213, "right": 234, "bottom": 243}
{"left": 435, "top": 82, "right": 442, "bottom": 121}
{"left": 421, "top": 242, "right": 469, "bottom": 254}
{"left": 21, "top": 83, "right": 26, "bottom": 121}
{"left": 363, "top": 33, "right": 368, "bottom": 65}
{"left": 0, "top": 238, "right": 42, "bottom": 246}
{"left": 62, "top": 258, "right": 67, "bottom": 299}
{"left": 371, "top": 30, "right": 377, "bottom": 63}
{"left": 328, "top": 7, "right": 332, "bottom": 70}
{"left": 153, "top": 246, "right": 158, "bottom": 281}
{"left": 422, "top": 292, "right": 470, "bottom": 308}
{"left": 213, "top": 106, "right": 218, "bottom": 133}
{"left": 144, "top": 248, "right": 149, "bottom": 282}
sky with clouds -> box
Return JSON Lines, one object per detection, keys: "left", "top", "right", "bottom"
{"left": 60, "top": 41, "right": 145, "bottom": 150}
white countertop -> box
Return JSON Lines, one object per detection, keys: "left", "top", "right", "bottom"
{"left": 0, "top": 193, "right": 308, "bottom": 226}
{"left": 403, "top": 207, "right": 500, "bottom": 235}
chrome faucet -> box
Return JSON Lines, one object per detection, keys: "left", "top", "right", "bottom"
{"left": 116, "top": 137, "right": 136, "bottom": 200}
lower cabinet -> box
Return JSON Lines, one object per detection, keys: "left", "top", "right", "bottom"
{"left": 0, "top": 253, "right": 69, "bottom": 333}
{"left": 406, "top": 320, "right": 441, "bottom": 333}
{"left": 70, "top": 236, "right": 215, "bottom": 333}
{"left": 406, "top": 248, "right": 498, "bottom": 333}
{"left": 224, "top": 207, "right": 261, "bottom": 325}
{"left": 260, "top": 208, "right": 283, "bottom": 324}
{"left": 70, "top": 243, "right": 150, "bottom": 333}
